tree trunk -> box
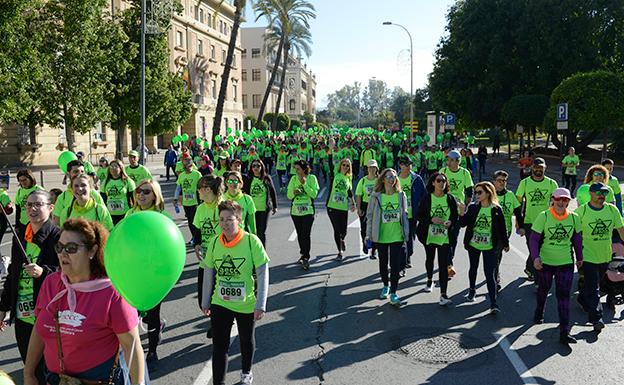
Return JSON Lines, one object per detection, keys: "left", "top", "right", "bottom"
{"left": 506, "top": 128, "right": 512, "bottom": 160}
{"left": 545, "top": 132, "right": 550, "bottom": 149}
{"left": 62, "top": 102, "right": 76, "bottom": 152}
{"left": 211, "top": 0, "right": 242, "bottom": 144}
{"left": 602, "top": 127, "right": 608, "bottom": 160}
{"left": 272, "top": 41, "right": 290, "bottom": 131}
{"left": 257, "top": 34, "right": 284, "bottom": 124}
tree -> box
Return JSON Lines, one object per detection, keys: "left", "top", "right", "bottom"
{"left": 253, "top": 0, "right": 316, "bottom": 123}
{"left": 501, "top": 94, "right": 548, "bottom": 150}
{"left": 548, "top": 71, "right": 624, "bottom": 157}
{"left": 326, "top": 82, "right": 361, "bottom": 123}
{"left": 361, "top": 79, "right": 391, "bottom": 117}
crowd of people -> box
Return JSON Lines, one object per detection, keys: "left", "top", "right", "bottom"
{"left": 1, "top": 127, "right": 623, "bottom": 384}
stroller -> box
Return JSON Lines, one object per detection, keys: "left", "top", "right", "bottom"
{"left": 601, "top": 243, "right": 624, "bottom": 310}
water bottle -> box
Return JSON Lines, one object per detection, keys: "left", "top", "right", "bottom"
{"left": 175, "top": 204, "right": 180, "bottom": 215}
{"left": 366, "top": 238, "right": 372, "bottom": 250}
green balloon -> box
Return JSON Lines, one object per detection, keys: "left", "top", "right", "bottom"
{"left": 445, "top": 132, "right": 451, "bottom": 139}
{"left": 227, "top": 135, "right": 234, "bottom": 143}
{"left": 215, "top": 135, "right": 222, "bottom": 142}
{"left": 437, "top": 134, "right": 444, "bottom": 143}
{"left": 204, "top": 141, "right": 209, "bottom": 148}
{"left": 104, "top": 211, "right": 185, "bottom": 311}
{"left": 181, "top": 133, "right": 189, "bottom": 141}
{"left": 415, "top": 136, "right": 423, "bottom": 144}
{"left": 57, "top": 151, "right": 78, "bottom": 174}
{"left": 227, "top": 127, "right": 233, "bottom": 134}
{"left": 576, "top": 184, "right": 590, "bottom": 204}
{"left": 195, "top": 138, "right": 202, "bottom": 144}
{"left": 424, "top": 135, "right": 431, "bottom": 142}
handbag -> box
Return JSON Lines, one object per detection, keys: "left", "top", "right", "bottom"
{"left": 54, "top": 310, "right": 119, "bottom": 385}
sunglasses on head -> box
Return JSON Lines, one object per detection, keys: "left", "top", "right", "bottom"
{"left": 54, "top": 242, "right": 87, "bottom": 254}
{"left": 227, "top": 179, "right": 240, "bottom": 185}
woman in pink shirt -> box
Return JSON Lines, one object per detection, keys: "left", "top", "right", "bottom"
{"left": 23, "top": 218, "right": 145, "bottom": 385}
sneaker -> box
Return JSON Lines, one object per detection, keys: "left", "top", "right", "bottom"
{"left": 240, "top": 371, "right": 254, "bottom": 384}
{"left": 336, "top": 253, "right": 343, "bottom": 261}
{"left": 146, "top": 352, "right": 159, "bottom": 372}
{"left": 490, "top": 305, "right": 501, "bottom": 314}
{"left": 379, "top": 286, "right": 390, "bottom": 299}
{"left": 593, "top": 320, "right": 605, "bottom": 332}
{"left": 447, "top": 265, "right": 456, "bottom": 278}
{"left": 362, "top": 243, "right": 369, "bottom": 254}
{"left": 301, "top": 259, "right": 310, "bottom": 271}
{"left": 425, "top": 280, "right": 433, "bottom": 293}
{"left": 465, "top": 289, "right": 476, "bottom": 302}
{"left": 206, "top": 326, "right": 212, "bottom": 339}
{"left": 439, "top": 295, "right": 453, "bottom": 306}
{"left": 400, "top": 269, "right": 406, "bottom": 278}
{"left": 389, "top": 294, "right": 402, "bottom": 306}
{"left": 524, "top": 268, "right": 535, "bottom": 282}
{"left": 559, "top": 333, "right": 577, "bottom": 344}
{"left": 405, "top": 263, "right": 412, "bottom": 268}
{"left": 369, "top": 253, "right": 377, "bottom": 260}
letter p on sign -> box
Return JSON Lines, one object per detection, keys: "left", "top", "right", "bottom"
{"left": 557, "top": 103, "right": 568, "bottom": 121}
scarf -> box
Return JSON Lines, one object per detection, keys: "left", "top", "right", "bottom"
{"left": 73, "top": 197, "right": 96, "bottom": 214}
{"left": 225, "top": 191, "right": 243, "bottom": 201}
{"left": 47, "top": 273, "right": 112, "bottom": 313}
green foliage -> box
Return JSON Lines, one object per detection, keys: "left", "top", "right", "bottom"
{"left": 301, "top": 111, "right": 315, "bottom": 124}
{"left": 290, "top": 119, "right": 301, "bottom": 129}
{"left": 501, "top": 95, "right": 549, "bottom": 127}
{"left": 263, "top": 112, "right": 275, "bottom": 125}
{"left": 256, "top": 120, "right": 269, "bottom": 131}
{"left": 276, "top": 113, "right": 291, "bottom": 131}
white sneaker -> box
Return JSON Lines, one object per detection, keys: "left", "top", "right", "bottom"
{"left": 241, "top": 371, "right": 253, "bottom": 384}
{"left": 439, "top": 296, "right": 453, "bottom": 306}
{"left": 425, "top": 281, "right": 434, "bottom": 293}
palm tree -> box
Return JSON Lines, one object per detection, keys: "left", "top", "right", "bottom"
{"left": 253, "top": 0, "right": 315, "bottom": 124}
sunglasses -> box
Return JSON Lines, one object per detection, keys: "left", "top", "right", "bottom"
{"left": 593, "top": 172, "right": 605, "bottom": 177}
{"left": 54, "top": 242, "right": 87, "bottom": 254}
{"left": 593, "top": 190, "right": 609, "bottom": 196}
{"left": 26, "top": 202, "right": 50, "bottom": 209}
{"left": 495, "top": 178, "right": 507, "bottom": 183}
{"left": 435, "top": 178, "right": 446, "bottom": 183}
{"left": 137, "top": 188, "right": 153, "bottom": 195}
{"left": 227, "top": 179, "right": 240, "bottom": 185}
{"left": 475, "top": 190, "right": 485, "bottom": 195}
{"left": 385, "top": 174, "right": 397, "bottom": 180}
{"left": 252, "top": 164, "right": 261, "bottom": 168}
{"left": 553, "top": 197, "right": 571, "bottom": 202}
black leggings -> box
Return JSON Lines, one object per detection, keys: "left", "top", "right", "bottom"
{"left": 563, "top": 174, "right": 577, "bottom": 195}
{"left": 327, "top": 208, "right": 348, "bottom": 251}
{"left": 359, "top": 202, "right": 376, "bottom": 254}
{"left": 211, "top": 304, "right": 255, "bottom": 385}
{"left": 183, "top": 204, "right": 198, "bottom": 237}
{"left": 376, "top": 242, "right": 406, "bottom": 294}
{"left": 291, "top": 214, "right": 314, "bottom": 259}
{"left": 15, "top": 319, "right": 46, "bottom": 384}
{"left": 468, "top": 246, "right": 498, "bottom": 306}
{"left": 142, "top": 302, "right": 163, "bottom": 353}
{"left": 255, "top": 210, "right": 269, "bottom": 246}
{"left": 424, "top": 244, "right": 449, "bottom": 295}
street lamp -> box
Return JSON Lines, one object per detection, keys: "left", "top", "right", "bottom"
{"left": 383, "top": 21, "right": 413, "bottom": 141}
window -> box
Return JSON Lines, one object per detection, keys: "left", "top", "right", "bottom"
{"left": 197, "top": 39, "right": 203, "bottom": 55}
{"left": 219, "top": 20, "right": 223, "bottom": 34}
{"left": 199, "top": 8, "right": 204, "bottom": 23}
{"left": 222, "top": 49, "right": 226, "bottom": 63}
{"left": 301, "top": 80, "right": 307, "bottom": 90}
{"left": 252, "top": 69, "right": 260, "bottom": 81}
{"left": 176, "top": 31, "right": 184, "bottom": 47}
{"left": 199, "top": 73, "right": 205, "bottom": 97}
{"left": 233, "top": 84, "right": 238, "bottom": 102}
{"left": 251, "top": 48, "right": 260, "bottom": 58}
{"left": 211, "top": 79, "right": 217, "bottom": 99}
{"left": 312, "top": 89, "right": 316, "bottom": 97}
{"left": 242, "top": 94, "right": 248, "bottom": 109}
{"left": 200, "top": 116, "right": 207, "bottom": 137}
{"left": 232, "top": 54, "right": 236, "bottom": 67}
{"left": 241, "top": 70, "right": 247, "bottom": 81}
{"left": 241, "top": 49, "right": 247, "bottom": 59}
{"left": 234, "top": 118, "right": 238, "bottom": 131}
{"left": 210, "top": 45, "right": 216, "bottom": 59}
{"left": 194, "top": 6, "right": 199, "bottom": 20}
{"left": 92, "top": 122, "right": 105, "bottom": 142}
{"left": 224, "top": 118, "right": 228, "bottom": 129}
{"left": 252, "top": 94, "right": 261, "bottom": 108}
{"left": 289, "top": 99, "right": 296, "bottom": 111}
{"left": 207, "top": 13, "right": 212, "bottom": 27}
{"left": 302, "top": 103, "right": 305, "bottom": 111}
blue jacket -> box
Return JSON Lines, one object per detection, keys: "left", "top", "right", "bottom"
{"left": 164, "top": 149, "right": 178, "bottom": 166}
{"left": 409, "top": 171, "right": 426, "bottom": 223}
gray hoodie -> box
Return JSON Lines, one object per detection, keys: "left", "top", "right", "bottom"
{"left": 366, "top": 191, "right": 410, "bottom": 244}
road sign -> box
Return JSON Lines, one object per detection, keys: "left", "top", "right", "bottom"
{"left": 446, "top": 124, "right": 455, "bottom": 130}
{"left": 516, "top": 125, "right": 524, "bottom": 133}
{"left": 444, "top": 113, "right": 456, "bottom": 125}
{"left": 556, "top": 103, "right": 568, "bottom": 121}
{"left": 405, "top": 121, "right": 419, "bottom": 129}
{"left": 557, "top": 121, "right": 568, "bottom": 130}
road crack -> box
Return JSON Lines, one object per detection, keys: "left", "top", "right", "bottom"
{"left": 314, "top": 273, "right": 331, "bottom": 384}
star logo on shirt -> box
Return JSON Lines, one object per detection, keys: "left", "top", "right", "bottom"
{"left": 502, "top": 201, "right": 512, "bottom": 215}
{"left": 201, "top": 219, "right": 217, "bottom": 239}
{"left": 182, "top": 179, "right": 193, "bottom": 190}
{"left": 589, "top": 218, "right": 612, "bottom": 237}
{"left": 475, "top": 214, "right": 491, "bottom": 230}
{"left": 215, "top": 254, "right": 245, "bottom": 281}
{"left": 335, "top": 179, "right": 348, "bottom": 192}
{"left": 383, "top": 201, "right": 398, "bottom": 211}
{"left": 106, "top": 185, "right": 121, "bottom": 197}
{"left": 250, "top": 183, "right": 265, "bottom": 197}
{"left": 432, "top": 204, "right": 449, "bottom": 218}
{"left": 528, "top": 189, "right": 548, "bottom": 204}
{"left": 448, "top": 178, "right": 460, "bottom": 192}
{"left": 547, "top": 223, "right": 573, "bottom": 242}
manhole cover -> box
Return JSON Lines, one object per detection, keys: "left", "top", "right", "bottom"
{"left": 398, "top": 334, "right": 481, "bottom": 364}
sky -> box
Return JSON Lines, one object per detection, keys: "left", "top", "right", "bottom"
{"left": 243, "top": 0, "right": 456, "bottom": 109}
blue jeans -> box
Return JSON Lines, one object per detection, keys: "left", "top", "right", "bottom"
{"left": 579, "top": 261, "right": 608, "bottom": 323}
{"left": 468, "top": 246, "right": 498, "bottom": 307}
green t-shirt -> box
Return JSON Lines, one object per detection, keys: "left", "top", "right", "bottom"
{"left": 276, "top": 152, "right": 288, "bottom": 171}
{"left": 515, "top": 176, "right": 558, "bottom": 224}
{"left": 16, "top": 242, "right": 40, "bottom": 324}
{"left": 249, "top": 177, "right": 268, "bottom": 212}
{"left": 426, "top": 152, "right": 437, "bottom": 170}
{"left": 608, "top": 175, "right": 622, "bottom": 196}
{"left": 427, "top": 194, "right": 451, "bottom": 245}
{"left": 575, "top": 203, "right": 624, "bottom": 263}
{"left": 361, "top": 149, "right": 376, "bottom": 166}
{"left": 177, "top": 170, "right": 202, "bottom": 206}
{"left": 125, "top": 206, "right": 171, "bottom": 219}
{"left": 125, "top": 165, "right": 152, "bottom": 184}
{"left": 440, "top": 166, "right": 474, "bottom": 204}
{"left": 576, "top": 183, "right": 615, "bottom": 207}
{"left": 0, "top": 188, "right": 11, "bottom": 207}
{"left": 355, "top": 176, "right": 377, "bottom": 204}
{"left": 193, "top": 201, "right": 222, "bottom": 247}
{"left": 203, "top": 233, "right": 269, "bottom": 313}
{"left": 96, "top": 167, "right": 108, "bottom": 183}
{"left": 102, "top": 178, "right": 136, "bottom": 216}
{"left": 287, "top": 174, "right": 320, "bottom": 216}
{"left": 384, "top": 150, "right": 394, "bottom": 168}
{"left": 60, "top": 200, "right": 113, "bottom": 231}
{"left": 83, "top": 161, "right": 95, "bottom": 175}
{"left": 469, "top": 206, "right": 493, "bottom": 250}
{"left": 398, "top": 174, "right": 413, "bottom": 219}
{"left": 378, "top": 193, "right": 404, "bottom": 244}
{"left": 327, "top": 173, "right": 352, "bottom": 211}
{"left": 498, "top": 190, "right": 521, "bottom": 234}
{"left": 532, "top": 209, "right": 581, "bottom": 266}
{"left": 562, "top": 155, "right": 580, "bottom": 176}
{"left": 52, "top": 188, "right": 104, "bottom": 219}
{"left": 15, "top": 185, "right": 44, "bottom": 225}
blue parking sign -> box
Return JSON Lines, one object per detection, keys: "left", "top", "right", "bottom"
{"left": 444, "top": 113, "right": 456, "bottom": 125}
{"left": 556, "top": 103, "right": 568, "bottom": 121}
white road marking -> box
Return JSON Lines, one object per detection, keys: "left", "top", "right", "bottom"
{"left": 0, "top": 241, "right": 10, "bottom": 248}
{"left": 509, "top": 243, "right": 527, "bottom": 261}
{"left": 493, "top": 333, "right": 539, "bottom": 385}
{"left": 288, "top": 230, "right": 297, "bottom": 242}
{"left": 347, "top": 218, "right": 360, "bottom": 228}
{"left": 316, "top": 187, "right": 327, "bottom": 201}
{"left": 192, "top": 323, "right": 239, "bottom": 385}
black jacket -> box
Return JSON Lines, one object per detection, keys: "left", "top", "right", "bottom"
{"left": 460, "top": 203, "right": 509, "bottom": 250}
{"left": 243, "top": 174, "right": 278, "bottom": 212}
{"left": 0, "top": 219, "right": 61, "bottom": 323}
{"left": 415, "top": 193, "right": 459, "bottom": 245}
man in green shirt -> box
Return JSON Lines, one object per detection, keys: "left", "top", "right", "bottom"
{"left": 176, "top": 157, "right": 202, "bottom": 245}
{"left": 493, "top": 170, "right": 523, "bottom": 289}
{"left": 561, "top": 147, "right": 579, "bottom": 196}
{"left": 126, "top": 150, "right": 153, "bottom": 184}
{"left": 602, "top": 158, "right": 622, "bottom": 215}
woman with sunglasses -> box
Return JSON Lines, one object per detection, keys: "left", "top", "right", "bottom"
{"left": 100, "top": 160, "right": 135, "bottom": 225}
{"left": 96, "top": 157, "right": 109, "bottom": 187}
{"left": 59, "top": 174, "right": 113, "bottom": 231}
{"left": 24, "top": 218, "right": 145, "bottom": 385}
{"left": 366, "top": 168, "right": 409, "bottom": 307}
{"left": 575, "top": 165, "right": 616, "bottom": 207}
{"left": 288, "top": 160, "right": 320, "bottom": 271}
{"left": 460, "top": 181, "right": 508, "bottom": 313}
{"left": 0, "top": 191, "right": 60, "bottom": 385}
{"left": 356, "top": 160, "right": 380, "bottom": 259}
{"left": 243, "top": 160, "right": 277, "bottom": 247}
{"left": 223, "top": 171, "right": 256, "bottom": 234}
{"left": 326, "top": 159, "right": 356, "bottom": 260}
{"left": 415, "top": 172, "right": 459, "bottom": 306}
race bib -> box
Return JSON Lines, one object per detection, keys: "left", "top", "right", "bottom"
{"left": 294, "top": 202, "right": 311, "bottom": 214}
{"left": 565, "top": 166, "right": 576, "bottom": 175}
{"left": 183, "top": 191, "right": 196, "bottom": 202}
{"left": 429, "top": 224, "right": 448, "bottom": 237}
{"left": 471, "top": 232, "right": 491, "bottom": 246}
{"left": 16, "top": 293, "right": 35, "bottom": 320}
{"left": 332, "top": 192, "right": 347, "bottom": 204}
{"left": 382, "top": 209, "right": 400, "bottom": 223}
{"left": 218, "top": 281, "right": 246, "bottom": 302}
{"left": 278, "top": 160, "right": 286, "bottom": 168}
{"left": 107, "top": 199, "right": 124, "bottom": 212}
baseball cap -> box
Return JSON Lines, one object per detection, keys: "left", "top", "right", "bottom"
{"left": 552, "top": 188, "right": 572, "bottom": 199}
{"left": 128, "top": 150, "right": 139, "bottom": 157}
{"left": 99, "top": 156, "right": 108, "bottom": 162}
{"left": 533, "top": 157, "right": 546, "bottom": 166}
{"left": 367, "top": 159, "right": 378, "bottom": 168}
{"left": 589, "top": 182, "right": 610, "bottom": 193}
{"left": 447, "top": 150, "right": 461, "bottom": 160}
{"left": 218, "top": 151, "right": 229, "bottom": 160}
{"left": 76, "top": 151, "right": 84, "bottom": 157}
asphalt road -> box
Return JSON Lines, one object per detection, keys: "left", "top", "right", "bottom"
{"left": 2, "top": 154, "right": 624, "bottom": 385}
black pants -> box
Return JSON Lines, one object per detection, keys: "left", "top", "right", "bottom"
{"left": 211, "top": 304, "right": 255, "bottom": 385}
{"left": 523, "top": 224, "right": 534, "bottom": 276}
{"left": 359, "top": 202, "right": 376, "bottom": 255}
{"left": 424, "top": 244, "right": 449, "bottom": 295}
{"left": 255, "top": 210, "right": 269, "bottom": 246}
{"left": 447, "top": 224, "right": 461, "bottom": 266}
{"left": 263, "top": 157, "right": 273, "bottom": 175}
{"left": 468, "top": 246, "right": 498, "bottom": 307}
{"left": 0, "top": 213, "right": 7, "bottom": 246}
{"left": 406, "top": 219, "right": 416, "bottom": 264}
{"left": 291, "top": 214, "right": 314, "bottom": 260}
{"left": 579, "top": 261, "right": 608, "bottom": 323}
{"left": 563, "top": 174, "right": 577, "bottom": 196}
{"left": 327, "top": 208, "right": 348, "bottom": 252}
{"left": 15, "top": 319, "right": 46, "bottom": 384}
{"left": 142, "top": 302, "right": 163, "bottom": 353}
{"left": 493, "top": 232, "right": 511, "bottom": 285}
{"left": 165, "top": 165, "right": 176, "bottom": 181}
{"left": 183, "top": 204, "right": 198, "bottom": 239}
{"left": 353, "top": 161, "right": 360, "bottom": 178}
{"left": 376, "top": 242, "right": 406, "bottom": 294}
{"left": 111, "top": 214, "right": 124, "bottom": 225}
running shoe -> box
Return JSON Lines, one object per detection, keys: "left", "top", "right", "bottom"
{"left": 369, "top": 253, "right": 377, "bottom": 260}
{"left": 524, "top": 268, "right": 534, "bottom": 282}
{"left": 362, "top": 242, "right": 369, "bottom": 254}
{"left": 490, "top": 305, "right": 501, "bottom": 314}
{"left": 439, "top": 295, "right": 453, "bottom": 306}
{"left": 240, "top": 371, "right": 254, "bottom": 384}
{"left": 336, "top": 253, "right": 343, "bottom": 261}
{"left": 379, "top": 286, "right": 390, "bottom": 299}
{"left": 146, "top": 352, "right": 159, "bottom": 372}
{"left": 465, "top": 289, "right": 476, "bottom": 302}
{"left": 448, "top": 265, "right": 456, "bottom": 278}
{"left": 593, "top": 320, "right": 605, "bottom": 332}
{"left": 400, "top": 269, "right": 406, "bottom": 277}
{"left": 389, "top": 294, "right": 402, "bottom": 306}
{"left": 405, "top": 263, "right": 412, "bottom": 268}
{"left": 425, "top": 280, "right": 434, "bottom": 293}
{"left": 302, "top": 259, "right": 310, "bottom": 270}
{"left": 559, "top": 333, "right": 577, "bottom": 344}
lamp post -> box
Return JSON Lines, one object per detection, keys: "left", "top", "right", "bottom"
{"left": 383, "top": 21, "right": 413, "bottom": 141}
